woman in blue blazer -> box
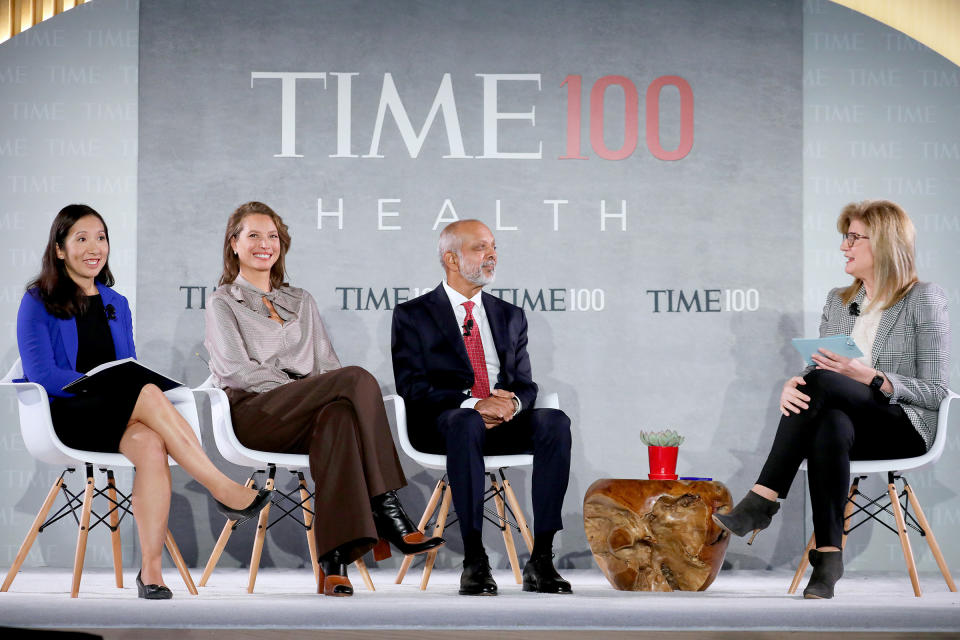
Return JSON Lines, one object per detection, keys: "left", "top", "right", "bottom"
{"left": 17, "top": 204, "right": 271, "bottom": 599}
{"left": 713, "top": 200, "right": 951, "bottom": 599}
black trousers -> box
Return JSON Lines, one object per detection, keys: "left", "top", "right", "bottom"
{"left": 430, "top": 407, "right": 572, "bottom": 538}
{"left": 756, "top": 369, "right": 926, "bottom": 548}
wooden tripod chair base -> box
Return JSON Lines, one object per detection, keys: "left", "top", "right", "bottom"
{"left": 199, "top": 467, "right": 374, "bottom": 593}
{"left": 395, "top": 469, "right": 535, "bottom": 590}
{"left": 2, "top": 464, "right": 197, "bottom": 598}
{"left": 788, "top": 473, "right": 956, "bottom": 597}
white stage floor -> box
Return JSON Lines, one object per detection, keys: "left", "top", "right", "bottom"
{"left": 0, "top": 567, "right": 957, "bottom": 636}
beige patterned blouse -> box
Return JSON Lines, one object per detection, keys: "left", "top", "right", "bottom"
{"left": 204, "top": 275, "right": 340, "bottom": 393}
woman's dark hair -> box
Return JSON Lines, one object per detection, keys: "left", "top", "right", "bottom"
{"left": 219, "top": 201, "right": 291, "bottom": 289}
{"left": 26, "top": 204, "right": 115, "bottom": 318}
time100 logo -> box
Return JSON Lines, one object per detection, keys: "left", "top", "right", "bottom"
{"left": 560, "top": 75, "right": 694, "bottom": 161}
{"left": 645, "top": 288, "right": 760, "bottom": 313}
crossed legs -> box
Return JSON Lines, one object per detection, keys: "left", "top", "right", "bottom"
{"left": 754, "top": 370, "right": 924, "bottom": 550}
{"left": 119, "top": 384, "right": 258, "bottom": 587}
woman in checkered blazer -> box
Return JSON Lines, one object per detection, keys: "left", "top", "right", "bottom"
{"left": 714, "top": 200, "right": 951, "bottom": 599}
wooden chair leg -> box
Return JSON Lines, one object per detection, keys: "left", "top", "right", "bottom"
{"left": 788, "top": 533, "right": 816, "bottom": 594}
{"left": 199, "top": 476, "right": 255, "bottom": 587}
{"left": 1, "top": 476, "right": 64, "bottom": 592}
{"left": 888, "top": 478, "right": 922, "bottom": 597}
{"left": 420, "top": 484, "right": 452, "bottom": 591}
{"left": 247, "top": 475, "right": 275, "bottom": 594}
{"left": 491, "top": 475, "right": 522, "bottom": 584}
{"left": 71, "top": 465, "right": 96, "bottom": 598}
{"left": 164, "top": 530, "right": 198, "bottom": 595}
{"left": 354, "top": 557, "right": 375, "bottom": 591}
{"left": 904, "top": 483, "right": 955, "bottom": 592}
{"left": 200, "top": 518, "right": 237, "bottom": 587}
{"left": 105, "top": 471, "right": 123, "bottom": 589}
{"left": 296, "top": 473, "right": 320, "bottom": 587}
{"left": 396, "top": 478, "right": 444, "bottom": 584}
{"left": 501, "top": 473, "right": 534, "bottom": 553}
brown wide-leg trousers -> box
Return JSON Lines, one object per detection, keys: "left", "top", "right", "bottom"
{"left": 225, "top": 366, "right": 406, "bottom": 562}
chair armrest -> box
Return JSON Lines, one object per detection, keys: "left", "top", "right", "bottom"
{"left": 534, "top": 392, "right": 559, "bottom": 410}
{"left": 0, "top": 379, "right": 50, "bottom": 407}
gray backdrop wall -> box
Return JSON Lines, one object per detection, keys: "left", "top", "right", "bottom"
{"left": 802, "top": 0, "right": 960, "bottom": 573}
{"left": 136, "top": 0, "right": 802, "bottom": 572}
{"left": 0, "top": 0, "right": 956, "bottom": 581}
{"left": 0, "top": 0, "right": 139, "bottom": 571}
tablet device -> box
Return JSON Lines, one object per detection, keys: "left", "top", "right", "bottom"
{"left": 791, "top": 335, "right": 863, "bottom": 367}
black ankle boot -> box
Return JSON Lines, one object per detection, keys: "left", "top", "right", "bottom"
{"left": 318, "top": 548, "right": 353, "bottom": 597}
{"left": 712, "top": 490, "right": 780, "bottom": 544}
{"left": 370, "top": 490, "right": 445, "bottom": 558}
{"left": 803, "top": 549, "right": 843, "bottom": 599}
{"left": 522, "top": 553, "right": 572, "bottom": 594}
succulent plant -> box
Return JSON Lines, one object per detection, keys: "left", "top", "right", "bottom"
{"left": 639, "top": 429, "right": 685, "bottom": 447}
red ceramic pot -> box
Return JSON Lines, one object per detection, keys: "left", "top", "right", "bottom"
{"left": 647, "top": 445, "right": 679, "bottom": 480}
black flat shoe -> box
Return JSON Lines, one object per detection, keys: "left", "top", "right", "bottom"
{"left": 522, "top": 554, "right": 572, "bottom": 594}
{"left": 803, "top": 549, "right": 843, "bottom": 599}
{"left": 215, "top": 488, "right": 273, "bottom": 522}
{"left": 459, "top": 554, "right": 497, "bottom": 596}
{"left": 370, "top": 490, "right": 445, "bottom": 559}
{"left": 136, "top": 570, "right": 172, "bottom": 600}
{"left": 712, "top": 490, "right": 780, "bottom": 544}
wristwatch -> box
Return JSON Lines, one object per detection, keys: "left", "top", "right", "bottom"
{"left": 869, "top": 371, "right": 884, "bottom": 390}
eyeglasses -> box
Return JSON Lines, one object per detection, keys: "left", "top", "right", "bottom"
{"left": 841, "top": 232, "right": 869, "bottom": 246}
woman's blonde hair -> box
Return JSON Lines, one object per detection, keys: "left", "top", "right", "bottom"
{"left": 219, "top": 201, "right": 291, "bottom": 289}
{"left": 837, "top": 200, "right": 917, "bottom": 310}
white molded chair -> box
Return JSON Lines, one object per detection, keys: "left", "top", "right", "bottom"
{"left": 0, "top": 358, "right": 200, "bottom": 597}
{"left": 789, "top": 389, "right": 958, "bottom": 597}
{"left": 194, "top": 376, "right": 389, "bottom": 593}
{"left": 388, "top": 392, "right": 559, "bottom": 590}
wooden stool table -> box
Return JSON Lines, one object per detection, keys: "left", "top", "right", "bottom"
{"left": 583, "top": 478, "right": 732, "bottom": 591}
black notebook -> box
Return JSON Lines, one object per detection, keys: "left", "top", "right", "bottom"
{"left": 62, "top": 358, "right": 183, "bottom": 394}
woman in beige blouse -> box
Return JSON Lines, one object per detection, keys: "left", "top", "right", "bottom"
{"left": 204, "top": 201, "right": 443, "bottom": 597}
{"left": 713, "top": 200, "right": 951, "bottom": 599}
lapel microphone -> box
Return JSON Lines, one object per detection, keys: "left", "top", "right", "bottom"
{"left": 462, "top": 317, "right": 474, "bottom": 338}
{"left": 848, "top": 302, "right": 860, "bottom": 317}
{"left": 104, "top": 304, "right": 117, "bottom": 320}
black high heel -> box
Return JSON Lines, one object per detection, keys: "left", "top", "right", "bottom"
{"left": 803, "top": 549, "right": 843, "bottom": 599}
{"left": 215, "top": 488, "right": 273, "bottom": 522}
{"left": 136, "top": 570, "right": 172, "bottom": 600}
{"left": 712, "top": 490, "right": 781, "bottom": 544}
{"left": 370, "top": 490, "right": 445, "bottom": 559}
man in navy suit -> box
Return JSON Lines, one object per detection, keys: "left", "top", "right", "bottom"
{"left": 391, "top": 219, "right": 572, "bottom": 595}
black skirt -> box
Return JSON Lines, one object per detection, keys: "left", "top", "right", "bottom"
{"left": 50, "top": 383, "right": 146, "bottom": 453}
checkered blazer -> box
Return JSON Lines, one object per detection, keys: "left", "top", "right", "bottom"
{"left": 805, "top": 281, "right": 951, "bottom": 450}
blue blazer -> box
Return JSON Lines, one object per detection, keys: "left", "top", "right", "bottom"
{"left": 17, "top": 283, "right": 136, "bottom": 398}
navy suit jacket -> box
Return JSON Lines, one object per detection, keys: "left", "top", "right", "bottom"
{"left": 391, "top": 283, "right": 538, "bottom": 449}
{"left": 17, "top": 283, "right": 136, "bottom": 398}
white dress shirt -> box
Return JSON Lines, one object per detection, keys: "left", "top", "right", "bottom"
{"left": 441, "top": 280, "right": 520, "bottom": 412}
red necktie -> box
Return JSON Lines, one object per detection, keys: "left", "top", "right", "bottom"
{"left": 462, "top": 301, "right": 491, "bottom": 399}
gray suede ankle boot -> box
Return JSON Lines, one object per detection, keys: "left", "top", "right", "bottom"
{"left": 803, "top": 549, "right": 843, "bottom": 599}
{"left": 711, "top": 490, "right": 780, "bottom": 544}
